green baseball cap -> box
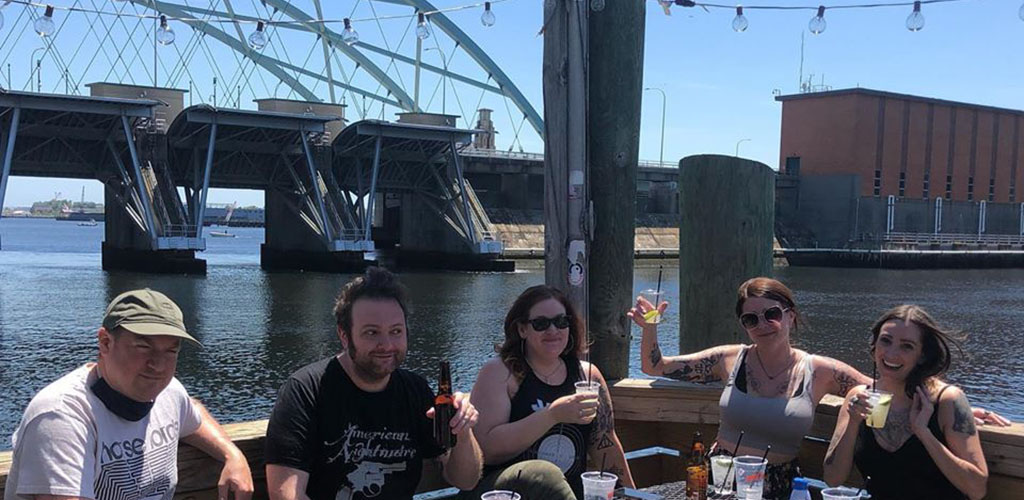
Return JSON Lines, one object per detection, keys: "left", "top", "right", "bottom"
{"left": 102, "top": 289, "right": 200, "bottom": 345}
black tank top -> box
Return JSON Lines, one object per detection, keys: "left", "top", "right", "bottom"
{"left": 490, "top": 355, "right": 593, "bottom": 497}
{"left": 853, "top": 386, "right": 967, "bottom": 500}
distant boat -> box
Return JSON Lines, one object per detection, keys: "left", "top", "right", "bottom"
{"left": 77, "top": 219, "right": 98, "bottom": 227}
{"left": 209, "top": 230, "right": 236, "bottom": 238}
{"left": 208, "top": 202, "right": 238, "bottom": 237}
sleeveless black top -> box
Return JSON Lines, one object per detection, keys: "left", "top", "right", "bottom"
{"left": 853, "top": 386, "right": 967, "bottom": 500}
{"left": 488, "top": 355, "right": 593, "bottom": 497}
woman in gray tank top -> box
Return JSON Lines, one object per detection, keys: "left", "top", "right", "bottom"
{"left": 629, "top": 277, "right": 1008, "bottom": 500}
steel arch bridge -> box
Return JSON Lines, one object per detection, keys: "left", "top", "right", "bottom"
{"left": 0, "top": 0, "right": 542, "bottom": 149}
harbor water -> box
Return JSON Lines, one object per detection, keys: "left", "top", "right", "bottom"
{"left": 0, "top": 217, "right": 1022, "bottom": 448}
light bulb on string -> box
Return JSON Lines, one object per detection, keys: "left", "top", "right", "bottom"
{"left": 732, "top": 6, "right": 748, "bottom": 32}
{"left": 590, "top": 0, "right": 605, "bottom": 11}
{"left": 657, "top": 0, "right": 673, "bottom": 16}
{"left": 906, "top": 1, "right": 925, "bottom": 31}
{"left": 341, "top": 18, "right": 359, "bottom": 45}
{"left": 416, "top": 12, "right": 431, "bottom": 40}
{"left": 808, "top": 5, "right": 826, "bottom": 35}
{"left": 248, "top": 21, "right": 267, "bottom": 50}
{"left": 156, "top": 15, "right": 175, "bottom": 45}
{"left": 481, "top": 2, "right": 495, "bottom": 27}
{"left": 34, "top": 5, "right": 56, "bottom": 37}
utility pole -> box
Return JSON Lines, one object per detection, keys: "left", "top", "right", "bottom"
{"left": 544, "top": 0, "right": 645, "bottom": 379}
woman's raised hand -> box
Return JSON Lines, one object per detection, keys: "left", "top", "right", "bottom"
{"left": 845, "top": 388, "right": 873, "bottom": 423}
{"left": 627, "top": 295, "right": 668, "bottom": 328}
{"left": 545, "top": 393, "right": 600, "bottom": 425}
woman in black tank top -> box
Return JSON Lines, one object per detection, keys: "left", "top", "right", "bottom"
{"left": 463, "top": 285, "right": 635, "bottom": 499}
{"left": 823, "top": 305, "right": 988, "bottom": 500}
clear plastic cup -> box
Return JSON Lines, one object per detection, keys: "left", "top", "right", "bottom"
{"left": 574, "top": 380, "right": 601, "bottom": 397}
{"left": 581, "top": 471, "right": 617, "bottom": 500}
{"left": 865, "top": 390, "right": 893, "bottom": 428}
{"left": 640, "top": 289, "right": 665, "bottom": 324}
{"left": 480, "top": 491, "right": 521, "bottom": 500}
{"left": 710, "top": 455, "right": 735, "bottom": 494}
{"left": 732, "top": 456, "right": 767, "bottom": 500}
{"left": 821, "top": 487, "right": 863, "bottom": 500}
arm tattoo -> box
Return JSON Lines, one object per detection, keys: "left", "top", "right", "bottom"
{"left": 663, "top": 353, "right": 723, "bottom": 383}
{"left": 588, "top": 383, "right": 616, "bottom": 450}
{"left": 832, "top": 361, "right": 859, "bottom": 396}
{"left": 649, "top": 343, "right": 663, "bottom": 367}
{"left": 951, "top": 392, "right": 977, "bottom": 436}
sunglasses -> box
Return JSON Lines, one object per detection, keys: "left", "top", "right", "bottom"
{"left": 739, "top": 306, "right": 790, "bottom": 329}
{"left": 527, "top": 314, "right": 572, "bottom": 331}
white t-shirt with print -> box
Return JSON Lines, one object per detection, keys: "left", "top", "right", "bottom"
{"left": 4, "top": 363, "right": 202, "bottom": 500}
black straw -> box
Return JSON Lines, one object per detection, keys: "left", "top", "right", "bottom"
{"left": 872, "top": 362, "right": 877, "bottom": 391}
{"left": 855, "top": 476, "right": 870, "bottom": 497}
{"left": 718, "top": 431, "right": 744, "bottom": 495}
{"left": 600, "top": 454, "right": 608, "bottom": 479}
{"left": 760, "top": 444, "right": 771, "bottom": 463}
{"left": 655, "top": 265, "right": 663, "bottom": 296}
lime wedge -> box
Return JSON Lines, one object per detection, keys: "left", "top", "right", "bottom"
{"left": 643, "top": 310, "right": 661, "bottom": 322}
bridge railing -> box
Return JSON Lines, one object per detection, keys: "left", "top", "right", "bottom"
{"left": 163, "top": 224, "right": 199, "bottom": 238}
{"left": 883, "top": 232, "right": 1024, "bottom": 246}
{"left": 460, "top": 148, "right": 676, "bottom": 169}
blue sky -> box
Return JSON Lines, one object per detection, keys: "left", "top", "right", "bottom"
{"left": 3, "top": 0, "right": 1023, "bottom": 207}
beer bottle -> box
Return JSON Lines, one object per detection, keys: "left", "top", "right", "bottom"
{"left": 685, "top": 431, "right": 708, "bottom": 500}
{"left": 433, "top": 361, "right": 457, "bottom": 449}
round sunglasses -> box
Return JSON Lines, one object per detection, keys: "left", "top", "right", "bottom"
{"left": 739, "top": 306, "right": 790, "bottom": 329}
{"left": 526, "top": 314, "right": 572, "bottom": 331}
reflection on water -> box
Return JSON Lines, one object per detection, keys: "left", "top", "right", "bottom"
{"left": 0, "top": 218, "right": 1022, "bottom": 449}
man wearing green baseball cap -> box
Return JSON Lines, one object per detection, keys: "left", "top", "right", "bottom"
{"left": 4, "top": 289, "right": 254, "bottom": 500}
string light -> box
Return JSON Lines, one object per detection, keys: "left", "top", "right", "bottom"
{"left": 808, "top": 5, "right": 826, "bottom": 35}
{"left": 732, "top": 6, "right": 748, "bottom": 32}
{"left": 480, "top": 1, "right": 495, "bottom": 27}
{"left": 248, "top": 20, "right": 267, "bottom": 50}
{"left": 905, "top": 1, "right": 924, "bottom": 31}
{"left": 341, "top": 17, "right": 359, "bottom": 45}
{"left": 33, "top": 4, "right": 55, "bottom": 37}
{"left": 591, "top": 0, "right": 605, "bottom": 11}
{"left": 658, "top": 0, "right": 673, "bottom": 16}
{"left": 416, "top": 12, "right": 431, "bottom": 40}
{"left": 156, "top": 14, "right": 175, "bottom": 45}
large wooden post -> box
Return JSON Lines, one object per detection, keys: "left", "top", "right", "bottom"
{"left": 543, "top": 1, "right": 589, "bottom": 330}
{"left": 678, "top": 155, "right": 775, "bottom": 353}
{"left": 587, "top": 0, "right": 646, "bottom": 379}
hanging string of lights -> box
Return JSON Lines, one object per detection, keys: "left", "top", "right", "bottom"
{"left": 652, "top": 0, "right": 1023, "bottom": 35}
{"left": 0, "top": 0, "right": 507, "bottom": 46}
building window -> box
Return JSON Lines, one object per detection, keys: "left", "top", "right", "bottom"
{"left": 945, "top": 175, "right": 953, "bottom": 200}
{"left": 873, "top": 169, "right": 882, "bottom": 196}
{"left": 923, "top": 174, "right": 930, "bottom": 199}
{"left": 1011, "top": 186, "right": 1017, "bottom": 203}
{"left": 989, "top": 179, "right": 996, "bottom": 202}
{"left": 967, "top": 176, "right": 974, "bottom": 201}
{"left": 899, "top": 172, "right": 906, "bottom": 197}
{"left": 785, "top": 157, "right": 801, "bottom": 176}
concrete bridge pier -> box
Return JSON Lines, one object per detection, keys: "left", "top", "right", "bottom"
{"left": 102, "top": 186, "right": 206, "bottom": 274}
{"left": 260, "top": 188, "right": 372, "bottom": 272}
{"left": 393, "top": 192, "right": 511, "bottom": 271}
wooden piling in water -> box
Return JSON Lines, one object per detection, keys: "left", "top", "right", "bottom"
{"left": 678, "top": 155, "right": 775, "bottom": 353}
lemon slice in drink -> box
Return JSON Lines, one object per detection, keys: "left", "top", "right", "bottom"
{"left": 643, "top": 309, "right": 662, "bottom": 323}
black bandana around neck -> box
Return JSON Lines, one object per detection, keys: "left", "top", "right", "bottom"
{"left": 90, "top": 377, "right": 155, "bottom": 421}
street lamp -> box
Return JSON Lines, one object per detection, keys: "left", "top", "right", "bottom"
{"left": 425, "top": 47, "right": 448, "bottom": 115}
{"left": 735, "top": 138, "right": 751, "bottom": 157}
{"left": 29, "top": 47, "right": 45, "bottom": 92}
{"left": 643, "top": 87, "right": 666, "bottom": 166}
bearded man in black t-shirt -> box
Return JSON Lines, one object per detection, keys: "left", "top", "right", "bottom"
{"left": 265, "top": 267, "right": 483, "bottom": 500}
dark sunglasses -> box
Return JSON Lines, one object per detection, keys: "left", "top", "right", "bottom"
{"left": 739, "top": 306, "right": 790, "bottom": 329}
{"left": 527, "top": 314, "right": 572, "bottom": 331}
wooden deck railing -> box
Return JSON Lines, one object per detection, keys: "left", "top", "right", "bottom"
{"left": 1, "top": 379, "right": 1021, "bottom": 499}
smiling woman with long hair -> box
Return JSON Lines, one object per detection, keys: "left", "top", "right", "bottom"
{"left": 462, "top": 285, "right": 634, "bottom": 499}
{"left": 823, "top": 305, "right": 988, "bottom": 500}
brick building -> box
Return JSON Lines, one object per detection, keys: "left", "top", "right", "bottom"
{"left": 775, "top": 89, "right": 1024, "bottom": 247}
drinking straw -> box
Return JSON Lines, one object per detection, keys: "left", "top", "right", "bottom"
{"left": 600, "top": 454, "right": 608, "bottom": 479}
{"left": 855, "top": 476, "right": 870, "bottom": 498}
{"left": 655, "top": 265, "right": 663, "bottom": 296}
{"left": 717, "top": 431, "right": 744, "bottom": 495}
{"left": 760, "top": 444, "right": 771, "bottom": 464}
{"left": 872, "top": 362, "right": 877, "bottom": 391}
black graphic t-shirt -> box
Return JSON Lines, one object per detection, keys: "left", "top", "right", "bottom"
{"left": 489, "top": 356, "right": 592, "bottom": 497}
{"left": 265, "top": 356, "right": 446, "bottom": 500}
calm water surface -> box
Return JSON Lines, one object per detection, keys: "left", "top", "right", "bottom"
{"left": 1, "top": 218, "right": 1021, "bottom": 448}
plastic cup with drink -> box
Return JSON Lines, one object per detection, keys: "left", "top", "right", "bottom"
{"left": 733, "top": 456, "right": 767, "bottom": 500}
{"left": 864, "top": 390, "right": 893, "bottom": 428}
{"left": 480, "top": 491, "right": 521, "bottom": 500}
{"left": 581, "top": 471, "right": 617, "bottom": 500}
{"left": 711, "top": 455, "right": 736, "bottom": 495}
{"left": 821, "top": 487, "right": 866, "bottom": 500}
{"left": 640, "top": 289, "right": 665, "bottom": 324}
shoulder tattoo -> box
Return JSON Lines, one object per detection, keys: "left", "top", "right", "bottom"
{"left": 951, "top": 391, "right": 977, "bottom": 436}
{"left": 663, "top": 353, "right": 722, "bottom": 383}
{"left": 831, "top": 360, "right": 859, "bottom": 396}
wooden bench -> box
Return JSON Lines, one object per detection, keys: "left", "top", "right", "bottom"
{"left": 2, "top": 379, "right": 1021, "bottom": 499}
